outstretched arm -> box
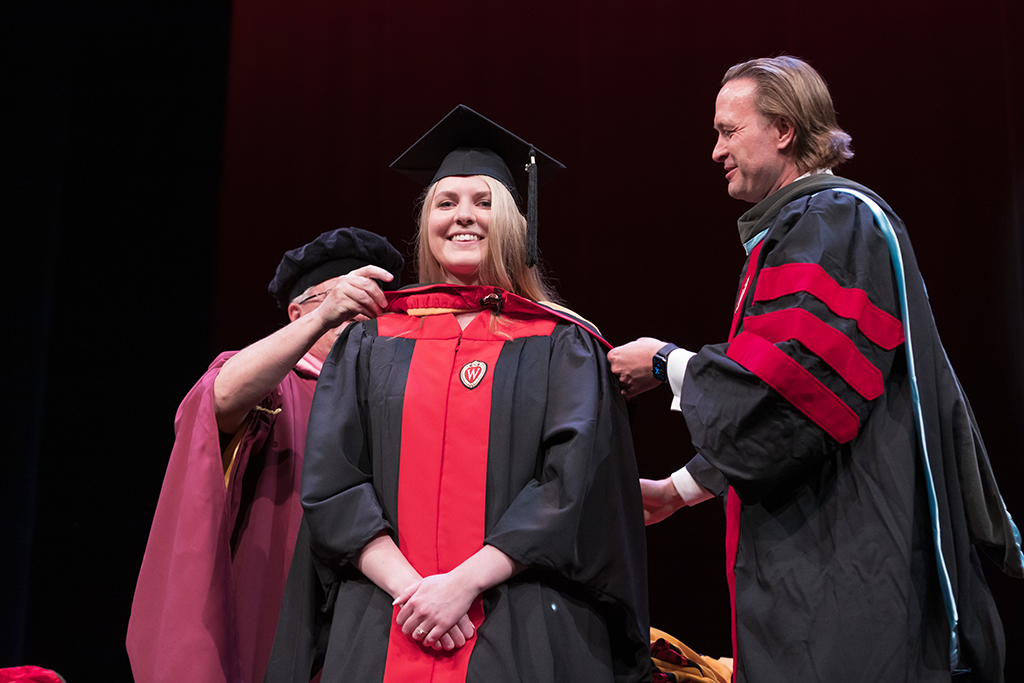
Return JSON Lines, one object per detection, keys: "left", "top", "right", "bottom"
{"left": 213, "top": 265, "right": 393, "bottom": 433}
{"left": 642, "top": 465, "right": 717, "bottom": 525}
{"left": 640, "top": 477, "right": 686, "bottom": 525}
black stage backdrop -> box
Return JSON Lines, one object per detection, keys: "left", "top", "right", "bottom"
{"left": 4, "top": 0, "right": 1022, "bottom": 680}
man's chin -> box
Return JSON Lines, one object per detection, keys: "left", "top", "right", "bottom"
{"left": 727, "top": 185, "right": 750, "bottom": 202}
{"left": 728, "top": 184, "right": 764, "bottom": 204}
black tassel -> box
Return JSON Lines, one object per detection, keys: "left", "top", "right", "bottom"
{"left": 526, "top": 147, "right": 538, "bottom": 268}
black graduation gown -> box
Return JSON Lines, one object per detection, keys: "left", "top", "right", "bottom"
{"left": 266, "top": 284, "right": 650, "bottom": 683}
{"left": 680, "top": 176, "right": 1023, "bottom": 683}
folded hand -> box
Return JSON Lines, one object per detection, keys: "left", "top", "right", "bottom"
{"left": 393, "top": 573, "right": 478, "bottom": 651}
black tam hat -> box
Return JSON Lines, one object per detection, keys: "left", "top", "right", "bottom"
{"left": 267, "top": 227, "right": 405, "bottom": 307}
{"left": 389, "top": 105, "right": 564, "bottom": 267}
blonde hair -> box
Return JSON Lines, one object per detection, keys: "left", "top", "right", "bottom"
{"left": 724, "top": 56, "right": 853, "bottom": 172}
{"left": 414, "top": 175, "right": 560, "bottom": 303}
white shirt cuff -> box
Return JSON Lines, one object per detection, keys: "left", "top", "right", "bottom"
{"left": 671, "top": 465, "right": 714, "bottom": 506}
{"left": 667, "top": 347, "right": 695, "bottom": 412}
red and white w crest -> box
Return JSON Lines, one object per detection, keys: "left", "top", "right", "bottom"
{"left": 459, "top": 360, "right": 487, "bottom": 390}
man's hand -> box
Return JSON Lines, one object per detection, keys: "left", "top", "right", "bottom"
{"left": 313, "top": 265, "right": 394, "bottom": 329}
{"left": 640, "top": 477, "right": 686, "bottom": 526}
{"left": 608, "top": 337, "right": 666, "bottom": 399}
{"left": 214, "top": 265, "right": 396, "bottom": 434}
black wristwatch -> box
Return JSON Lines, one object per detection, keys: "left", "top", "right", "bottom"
{"left": 652, "top": 343, "right": 680, "bottom": 383}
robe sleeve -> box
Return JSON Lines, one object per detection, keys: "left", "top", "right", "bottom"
{"left": 127, "top": 352, "right": 282, "bottom": 683}
{"left": 299, "top": 324, "right": 390, "bottom": 568}
{"left": 680, "top": 190, "right": 904, "bottom": 503}
{"left": 483, "top": 323, "right": 649, "bottom": 660}
{"left": 684, "top": 454, "right": 727, "bottom": 498}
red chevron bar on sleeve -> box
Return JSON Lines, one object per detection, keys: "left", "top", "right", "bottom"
{"left": 727, "top": 330, "right": 860, "bottom": 443}
{"left": 753, "top": 263, "right": 904, "bottom": 350}
{"left": 742, "top": 308, "right": 884, "bottom": 400}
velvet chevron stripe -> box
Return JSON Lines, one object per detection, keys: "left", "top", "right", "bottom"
{"left": 753, "top": 263, "right": 904, "bottom": 350}
{"left": 726, "top": 330, "right": 860, "bottom": 443}
{"left": 742, "top": 308, "right": 885, "bottom": 400}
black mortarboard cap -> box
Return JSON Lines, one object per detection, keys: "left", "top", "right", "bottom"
{"left": 390, "top": 105, "right": 564, "bottom": 267}
{"left": 267, "top": 227, "right": 405, "bottom": 307}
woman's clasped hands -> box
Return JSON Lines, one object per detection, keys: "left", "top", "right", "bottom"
{"left": 393, "top": 571, "right": 478, "bottom": 651}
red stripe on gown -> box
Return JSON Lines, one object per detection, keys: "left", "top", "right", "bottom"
{"left": 724, "top": 489, "right": 742, "bottom": 681}
{"left": 724, "top": 240, "right": 763, "bottom": 677}
{"left": 378, "top": 311, "right": 555, "bottom": 683}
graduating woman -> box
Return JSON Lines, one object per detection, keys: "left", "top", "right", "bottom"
{"left": 266, "top": 106, "right": 649, "bottom": 683}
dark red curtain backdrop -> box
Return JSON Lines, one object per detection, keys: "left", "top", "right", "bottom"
{"left": 216, "top": 0, "right": 1023, "bottom": 671}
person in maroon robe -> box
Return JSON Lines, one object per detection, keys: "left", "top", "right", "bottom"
{"left": 127, "top": 227, "right": 403, "bottom": 683}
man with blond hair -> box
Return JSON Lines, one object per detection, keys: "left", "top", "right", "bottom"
{"left": 610, "top": 56, "right": 1022, "bottom": 682}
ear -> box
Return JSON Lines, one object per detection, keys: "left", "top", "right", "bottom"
{"left": 774, "top": 116, "right": 796, "bottom": 152}
{"left": 287, "top": 302, "right": 303, "bottom": 322}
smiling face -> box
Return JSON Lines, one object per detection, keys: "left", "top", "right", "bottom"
{"left": 426, "top": 175, "right": 492, "bottom": 286}
{"left": 712, "top": 78, "right": 800, "bottom": 203}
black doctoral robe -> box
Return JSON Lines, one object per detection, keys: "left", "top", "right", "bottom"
{"left": 680, "top": 175, "right": 1023, "bottom": 683}
{"left": 266, "top": 284, "right": 650, "bottom": 683}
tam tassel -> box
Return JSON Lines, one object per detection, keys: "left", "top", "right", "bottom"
{"left": 526, "top": 147, "right": 538, "bottom": 267}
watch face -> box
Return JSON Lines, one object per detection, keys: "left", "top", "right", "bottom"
{"left": 653, "top": 354, "right": 668, "bottom": 382}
